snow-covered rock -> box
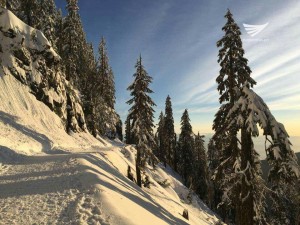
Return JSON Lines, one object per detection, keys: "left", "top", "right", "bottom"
{"left": 0, "top": 7, "right": 86, "bottom": 132}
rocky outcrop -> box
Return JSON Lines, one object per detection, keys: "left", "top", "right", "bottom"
{"left": 0, "top": 7, "right": 86, "bottom": 133}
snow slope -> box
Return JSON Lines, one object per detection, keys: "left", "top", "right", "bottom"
{"left": 0, "top": 7, "right": 88, "bottom": 133}
{"left": 0, "top": 75, "right": 109, "bottom": 155}
{"left": 0, "top": 75, "right": 223, "bottom": 224}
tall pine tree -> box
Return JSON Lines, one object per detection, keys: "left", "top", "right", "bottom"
{"left": 127, "top": 55, "right": 156, "bottom": 187}
{"left": 213, "top": 9, "right": 299, "bottom": 225}
{"left": 192, "top": 132, "right": 209, "bottom": 202}
{"left": 96, "top": 37, "right": 118, "bottom": 137}
{"left": 125, "top": 115, "right": 133, "bottom": 144}
{"left": 156, "top": 111, "right": 166, "bottom": 166}
{"left": 164, "top": 95, "right": 176, "bottom": 169}
{"left": 213, "top": 9, "right": 264, "bottom": 225}
{"left": 226, "top": 84, "right": 300, "bottom": 225}
{"left": 177, "top": 109, "right": 194, "bottom": 186}
{"left": 58, "top": 0, "right": 85, "bottom": 84}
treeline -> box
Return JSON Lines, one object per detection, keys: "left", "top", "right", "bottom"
{"left": 5, "top": 0, "right": 122, "bottom": 139}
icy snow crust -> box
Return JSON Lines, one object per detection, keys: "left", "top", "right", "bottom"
{"left": 0, "top": 7, "right": 222, "bottom": 225}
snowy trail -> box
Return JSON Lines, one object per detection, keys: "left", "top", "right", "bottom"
{"left": 0, "top": 151, "right": 109, "bottom": 225}
{"left": 0, "top": 67, "right": 221, "bottom": 225}
{"left": 0, "top": 146, "right": 221, "bottom": 225}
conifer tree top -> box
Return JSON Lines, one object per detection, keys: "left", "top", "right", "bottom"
{"left": 180, "top": 109, "right": 192, "bottom": 134}
{"left": 216, "top": 9, "right": 256, "bottom": 104}
{"left": 66, "top": 0, "right": 79, "bottom": 13}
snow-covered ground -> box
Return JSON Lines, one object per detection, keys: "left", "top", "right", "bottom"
{"left": 0, "top": 70, "right": 223, "bottom": 225}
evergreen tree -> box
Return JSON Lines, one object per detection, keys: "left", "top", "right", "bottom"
{"left": 207, "top": 138, "right": 221, "bottom": 210}
{"left": 192, "top": 132, "right": 209, "bottom": 202}
{"left": 125, "top": 115, "right": 133, "bottom": 144}
{"left": 115, "top": 115, "right": 123, "bottom": 141}
{"left": 164, "top": 95, "right": 176, "bottom": 168}
{"left": 97, "top": 37, "right": 115, "bottom": 108}
{"left": 127, "top": 55, "right": 156, "bottom": 187}
{"left": 177, "top": 109, "right": 194, "bottom": 186}
{"left": 213, "top": 9, "right": 264, "bottom": 225}
{"left": 227, "top": 84, "right": 300, "bottom": 225}
{"left": 213, "top": 9, "right": 300, "bottom": 225}
{"left": 173, "top": 132, "right": 178, "bottom": 172}
{"left": 38, "top": 0, "right": 61, "bottom": 49}
{"left": 80, "top": 43, "right": 98, "bottom": 136}
{"left": 156, "top": 111, "right": 166, "bottom": 166}
{"left": 17, "top": 0, "right": 39, "bottom": 27}
{"left": 56, "top": 0, "right": 89, "bottom": 132}
{"left": 58, "top": 0, "right": 85, "bottom": 84}
{"left": 96, "top": 37, "right": 117, "bottom": 137}
{"left": 6, "top": 0, "right": 20, "bottom": 11}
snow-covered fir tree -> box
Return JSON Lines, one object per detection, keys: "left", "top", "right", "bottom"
{"left": 80, "top": 43, "right": 98, "bottom": 136}
{"left": 227, "top": 84, "right": 300, "bottom": 225}
{"left": 125, "top": 115, "right": 133, "bottom": 144}
{"left": 212, "top": 9, "right": 265, "bottom": 225}
{"left": 177, "top": 109, "right": 194, "bottom": 186}
{"left": 127, "top": 55, "right": 156, "bottom": 187}
{"left": 207, "top": 139, "right": 222, "bottom": 210}
{"left": 156, "top": 111, "right": 166, "bottom": 167}
{"left": 15, "top": 0, "right": 39, "bottom": 27}
{"left": 97, "top": 37, "right": 115, "bottom": 109}
{"left": 192, "top": 132, "right": 209, "bottom": 203}
{"left": 58, "top": 0, "right": 85, "bottom": 84}
{"left": 96, "top": 37, "right": 118, "bottom": 137}
{"left": 213, "top": 9, "right": 300, "bottom": 225}
{"left": 56, "top": 0, "right": 89, "bottom": 133}
{"left": 164, "top": 95, "right": 176, "bottom": 169}
{"left": 37, "top": 0, "right": 61, "bottom": 49}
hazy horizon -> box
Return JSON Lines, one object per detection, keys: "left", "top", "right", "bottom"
{"left": 201, "top": 134, "right": 300, "bottom": 159}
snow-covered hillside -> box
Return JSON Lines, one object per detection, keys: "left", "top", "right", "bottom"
{"left": 0, "top": 74, "right": 222, "bottom": 224}
{"left": 0, "top": 7, "right": 223, "bottom": 225}
{"left": 0, "top": 7, "right": 87, "bottom": 133}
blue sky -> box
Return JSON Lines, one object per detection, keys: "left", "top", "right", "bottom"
{"left": 55, "top": 0, "right": 300, "bottom": 136}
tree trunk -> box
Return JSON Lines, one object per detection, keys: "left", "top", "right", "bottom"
{"left": 238, "top": 127, "right": 254, "bottom": 225}
{"left": 136, "top": 148, "right": 142, "bottom": 187}
{"left": 173, "top": 134, "right": 177, "bottom": 172}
